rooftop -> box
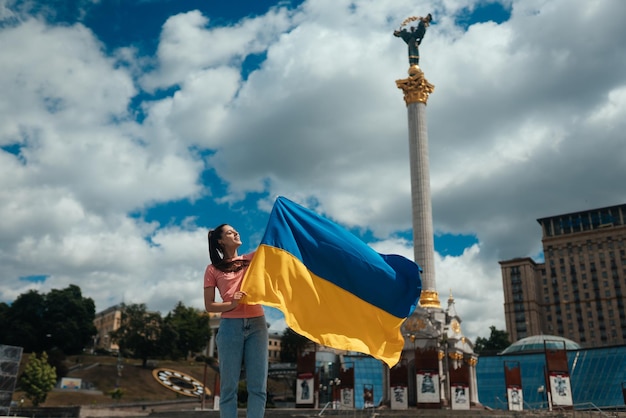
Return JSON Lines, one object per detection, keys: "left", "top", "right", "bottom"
{"left": 500, "top": 335, "right": 580, "bottom": 354}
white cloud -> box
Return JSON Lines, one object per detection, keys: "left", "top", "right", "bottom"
{"left": 141, "top": 8, "right": 293, "bottom": 91}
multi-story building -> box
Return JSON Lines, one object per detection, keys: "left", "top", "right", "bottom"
{"left": 268, "top": 332, "right": 282, "bottom": 363}
{"left": 93, "top": 304, "right": 122, "bottom": 352}
{"left": 500, "top": 203, "right": 626, "bottom": 347}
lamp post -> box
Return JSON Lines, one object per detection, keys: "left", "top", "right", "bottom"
{"left": 329, "top": 377, "right": 341, "bottom": 409}
{"left": 538, "top": 385, "right": 546, "bottom": 409}
{"left": 116, "top": 351, "right": 124, "bottom": 388}
{"left": 319, "top": 383, "right": 327, "bottom": 406}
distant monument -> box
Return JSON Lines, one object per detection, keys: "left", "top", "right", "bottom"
{"left": 394, "top": 15, "right": 479, "bottom": 409}
{"left": 394, "top": 15, "right": 437, "bottom": 310}
{"left": 394, "top": 14, "right": 432, "bottom": 67}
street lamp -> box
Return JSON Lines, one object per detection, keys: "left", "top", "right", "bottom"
{"left": 329, "top": 377, "right": 341, "bottom": 409}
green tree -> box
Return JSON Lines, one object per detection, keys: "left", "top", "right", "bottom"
{"left": 0, "top": 301, "right": 9, "bottom": 327}
{"left": 43, "top": 285, "right": 97, "bottom": 355}
{"left": 1, "top": 290, "right": 47, "bottom": 352}
{"left": 111, "top": 303, "right": 167, "bottom": 367}
{"left": 0, "top": 285, "right": 96, "bottom": 355}
{"left": 20, "top": 352, "right": 57, "bottom": 406}
{"left": 474, "top": 326, "right": 511, "bottom": 354}
{"left": 280, "top": 328, "right": 310, "bottom": 363}
{"left": 163, "top": 302, "right": 211, "bottom": 360}
{"left": 0, "top": 301, "right": 11, "bottom": 345}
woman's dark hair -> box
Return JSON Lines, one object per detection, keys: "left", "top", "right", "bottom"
{"left": 208, "top": 224, "right": 249, "bottom": 273}
{"left": 208, "top": 224, "right": 228, "bottom": 265}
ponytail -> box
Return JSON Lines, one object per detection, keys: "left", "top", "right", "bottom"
{"left": 208, "top": 224, "right": 227, "bottom": 266}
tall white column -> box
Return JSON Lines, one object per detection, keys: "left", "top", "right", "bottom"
{"left": 396, "top": 65, "right": 440, "bottom": 308}
{"left": 407, "top": 102, "right": 436, "bottom": 293}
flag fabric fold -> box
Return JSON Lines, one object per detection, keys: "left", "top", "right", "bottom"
{"left": 241, "top": 196, "right": 422, "bottom": 367}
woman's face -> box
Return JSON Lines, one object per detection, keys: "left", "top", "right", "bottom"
{"left": 218, "top": 225, "right": 242, "bottom": 250}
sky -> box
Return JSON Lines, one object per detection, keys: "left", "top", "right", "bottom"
{"left": 1, "top": 0, "right": 625, "bottom": 343}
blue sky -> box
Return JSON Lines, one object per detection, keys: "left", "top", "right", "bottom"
{"left": 1, "top": 0, "right": 625, "bottom": 341}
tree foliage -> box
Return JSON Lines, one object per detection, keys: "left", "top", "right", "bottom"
{"left": 44, "top": 285, "right": 97, "bottom": 354}
{"left": 1, "top": 290, "right": 47, "bottom": 352}
{"left": 1, "top": 286, "right": 209, "bottom": 364}
{"left": 0, "top": 285, "right": 96, "bottom": 355}
{"left": 474, "top": 325, "right": 511, "bottom": 354}
{"left": 111, "top": 303, "right": 199, "bottom": 366}
{"left": 20, "top": 352, "right": 57, "bottom": 406}
{"left": 163, "top": 302, "right": 211, "bottom": 360}
{"left": 280, "top": 327, "right": 310, "bottom": 363}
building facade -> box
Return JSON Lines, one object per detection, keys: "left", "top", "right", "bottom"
{"left": 500, "top": 203, "right": 626, "bottom": 347}
{"left": 93, "top": 304, "right": 122, "bottom": 352}
{"left": 268, "top": 332, "right": 282, "bottom": 363}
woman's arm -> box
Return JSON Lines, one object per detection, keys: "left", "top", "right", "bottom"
{"left": 204, "top": 286, "right": 246, "bottom": 312}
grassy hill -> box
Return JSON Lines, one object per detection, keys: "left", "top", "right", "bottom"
{"left": 13, "top": 354, "right": 292, "bottom": 408}
{"left": 13, "top": 354, "right": 221, "bottom": 407}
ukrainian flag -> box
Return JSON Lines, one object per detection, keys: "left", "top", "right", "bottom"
{"left": 241, "top": 196, "right": 421, "bottom": 367}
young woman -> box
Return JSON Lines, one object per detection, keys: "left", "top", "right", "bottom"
{"left": 204, "top": 224, "right": 268, "bottom": 418}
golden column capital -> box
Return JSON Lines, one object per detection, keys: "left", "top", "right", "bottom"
{"left": 396, "top": 65, "right": 434, "bottom": 106}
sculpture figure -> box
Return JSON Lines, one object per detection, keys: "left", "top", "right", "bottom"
{"left": 394, "top": 14, "right": 432, "bottom": 66}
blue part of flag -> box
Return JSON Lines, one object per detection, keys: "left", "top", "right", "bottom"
{"left": 261, "top": 196, "right": 422, "bottom": 318}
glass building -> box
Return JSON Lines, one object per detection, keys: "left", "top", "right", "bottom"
{"left": 315, "top": 353, "right": 384, "bottom": 409}
{"left": 344, "top": 355, "right": 385, "bottom": 409}
{"left": 324, "top": 340, "right": 626, "bottom": 411}
{"left": 476, "top": 343, "right": 626, "bottom": 410}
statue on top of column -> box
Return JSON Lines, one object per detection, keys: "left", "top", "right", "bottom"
{"left": 394, "top": 14, "right": 432, "bottom": 67}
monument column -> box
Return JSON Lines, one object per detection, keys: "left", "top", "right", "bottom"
{"left": 396, "top": 65, "right": 439, "bottom": 309}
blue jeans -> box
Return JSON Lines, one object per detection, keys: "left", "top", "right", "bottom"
{"left": 216, "top": 316, "right": 268, "bottom": 418}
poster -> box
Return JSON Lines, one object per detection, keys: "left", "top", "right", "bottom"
{"left": 416, "top": 372, "right": 439, "bottom": 404}
{"left": 390, "top": 386, "right": 408, "bottom": 410}
{"left": 549, "top": 373, "right": 573, "bottom": 407}
{"left": 296, "top": 377, "right": 314, "bottom": 405}
{"left": 363, "top": 385, "right": 374, "bottom": 408}
{"left": 60, "top": 377, "right": 82, "bottom": 390}
{"left": 451, "top": 384, "right": 470, "bottom": 410}
{"left": 340, "top": 388, "right": 354, "bottom": 408}
{"left": 507, "top": 386, "right": 523, "bottom": 411}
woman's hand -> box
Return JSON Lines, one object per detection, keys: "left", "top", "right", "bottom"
{"left": 230, "top": 290, "right": 247, "bottom": 309}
